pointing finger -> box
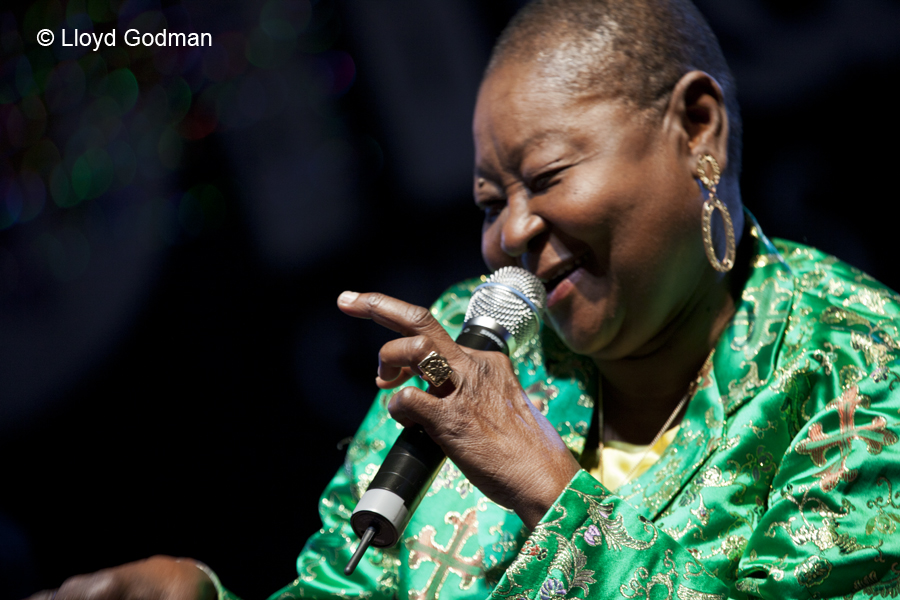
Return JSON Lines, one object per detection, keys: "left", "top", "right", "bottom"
{"left": 338, "top": 292, "right": 444, "bottom": 337}
{"left": 337, "top": 292, "right": 467, "bottom": 362}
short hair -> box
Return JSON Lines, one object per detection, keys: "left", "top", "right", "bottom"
{"left": 487, "top": 0, "right": 742, "bottom": 182}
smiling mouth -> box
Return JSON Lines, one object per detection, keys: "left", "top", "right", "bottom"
{"left": 540, "top": 256, "right": 586, "bottom": 295}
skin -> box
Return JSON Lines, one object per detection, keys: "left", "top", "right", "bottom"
{"left": 24, "top": 556, "right": 216, "bottom": 600}
{"left": 26, "top": 53, "right": 744, "bottom": 600}
{"left": 472, "top": 61, "right": 743, "bottom": 444}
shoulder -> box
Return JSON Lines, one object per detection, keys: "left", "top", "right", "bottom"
{"left": 768, "top": 238, "right": 900, "bottom": 419}
{"left": 772, "top": 238, "right": 900, "bottom": 358}
{"left": 776, "top": 238, "right": 900, "bottom": 315}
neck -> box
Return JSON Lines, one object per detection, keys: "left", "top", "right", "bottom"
{"left": 595, "top": 272, "right": 735, "bottom": 445}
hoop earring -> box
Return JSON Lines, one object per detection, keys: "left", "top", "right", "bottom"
{"left": 698, "top": 154, "right": 735, "bottom": 273}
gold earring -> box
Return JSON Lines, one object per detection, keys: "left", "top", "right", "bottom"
{"left": 698, "top": 154, "right": 735, "bottom": 273}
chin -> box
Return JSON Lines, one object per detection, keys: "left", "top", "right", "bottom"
{"left": 546, "top": 314, "right": 617, "bottom": 360}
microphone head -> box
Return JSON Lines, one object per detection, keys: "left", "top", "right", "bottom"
{"left": 465, "top": 266, "right": 546, "bottom": 354}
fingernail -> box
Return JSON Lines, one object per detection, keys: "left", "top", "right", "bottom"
{"left": 338, "top": 291, "right": 359, "bottom": 306}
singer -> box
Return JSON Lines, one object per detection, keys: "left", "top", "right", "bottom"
{"left": 29, "top": 0, "right": 900, "bottom": 599}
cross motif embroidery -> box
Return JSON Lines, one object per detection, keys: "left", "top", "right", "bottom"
{"left": 406, "top": 507, "right": 484, "bottom": 600}
{"left": 795, "top": 385, "right": 898, "bottom": 491}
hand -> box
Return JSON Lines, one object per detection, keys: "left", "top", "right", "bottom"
{"left": 337, "top": 291, "right": 580, "bottom": 530}
{"left": 24, "top": 556, "right": 216, "bottom": 600}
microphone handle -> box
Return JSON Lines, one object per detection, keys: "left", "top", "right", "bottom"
{"left": 345, "top": 324, "right": 508, "bottom": 573}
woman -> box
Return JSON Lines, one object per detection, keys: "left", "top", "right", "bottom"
{"left": 30, "top": 0, "right": 900, "bottom": 599}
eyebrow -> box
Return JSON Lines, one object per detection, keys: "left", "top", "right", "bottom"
{"left": 476, "top": 129, "right": 569, "bottom": 181}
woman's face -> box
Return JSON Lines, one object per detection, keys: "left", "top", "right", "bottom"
{"left": 473, "top": 60, "right": 710, "bottom": 361}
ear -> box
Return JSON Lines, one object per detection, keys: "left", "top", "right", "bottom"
{"left": 665, "top": 70, "right": 729, "bottom": 175}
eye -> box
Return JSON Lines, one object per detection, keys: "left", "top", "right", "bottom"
{"left": 479, "top": 199, "right": 506, "bottom": 224}
{"left": 528, "top": 167, "right": 565, "bottom": 194}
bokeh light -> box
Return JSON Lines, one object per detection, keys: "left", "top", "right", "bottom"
{"left": 1, "top": 0, "right": 355, "bottom": 245}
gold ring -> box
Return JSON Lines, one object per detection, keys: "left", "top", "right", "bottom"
{"left": 418, "top": 351, "right": 453, "bottom": 387}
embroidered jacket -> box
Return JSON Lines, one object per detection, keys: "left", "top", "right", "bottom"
{"left": 223, "top": 224, "right": 900, "bottom": 600}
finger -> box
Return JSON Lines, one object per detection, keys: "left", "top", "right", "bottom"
{"left": 377, "top": 336, "right": 426, "bottom": 383}
{"left": 54, "top": 572, "right": 119, "bottom": 600}
{"left": 377, "top": 336, "right": 441, "bottom": 382}
{"left": 376, "top": 366, "right": 415, "bottom": 389}
{"left": 387, "top": 385, "right": 446, "bottom": 431}
{"left": 337, "top": 292, "right": 466, "bottom": 361}
{"left": 24, "top": 590, "right": 56, "bottom": 600}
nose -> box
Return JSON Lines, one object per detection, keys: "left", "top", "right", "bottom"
{"left": 500, "top": 198, "right": 547, "bottom": 258}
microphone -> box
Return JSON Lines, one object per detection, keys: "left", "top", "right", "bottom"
{"left": 344, "top": 266, "right": 546, "bottom": 575}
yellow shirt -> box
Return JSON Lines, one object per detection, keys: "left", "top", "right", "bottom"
{"left": 584, "top": 426, "right": 680, "bottom": 491}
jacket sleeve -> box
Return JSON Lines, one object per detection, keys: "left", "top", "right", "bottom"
{"left": 488, "top": 380, "right": 900, "bottom": 600}
{"left": 488, "top": 470, "right": 731, "bottom": 600}
{"left": 731, "top": 379, "right": 900, "bottom": 598}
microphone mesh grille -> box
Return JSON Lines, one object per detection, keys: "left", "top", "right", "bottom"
{"left": 465, "top": 266, "right": 546, "bottom": 351}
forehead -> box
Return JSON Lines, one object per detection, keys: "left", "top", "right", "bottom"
{"left": 475, "top": 60, "right": 582, "bottom": 126}
{"left": 473, "top": 60, "right": 648, "bottom": 170}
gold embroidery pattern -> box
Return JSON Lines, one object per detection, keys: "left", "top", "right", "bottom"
{"left": 795, "top": 386, "right": 898, "bottom": 491}
{"left": 866, "top": 477, "right": 900, "bottom": 536}
{"left": 499, "top": 509, "right": 565, "bottom": 592}
{"left": 730, "top": 275, "right": 792, "bottom": 360}
{"left": 676, "top": 585, "right": 725, "bottom": 600}
{"left": 643, "top": 457, "right": 686, "bottom": 513}
{"left": 427, "top": 462, "right": 462, "bottom": 498}
{"left": 544, "top": 532, "right": 596, "bottom": 597}
{"left": 766, "top": 484, "right": 881, "bottom": 557}
{"left": 725, "top": 361, "right": 764, "bottom": 411}
{"left": 406, "top": 508, "right": 484, "bottom": 600}
{"left": 574, "top": 490, "right": 658, "bottom": 551}
{"left": 843, "top": 284, "right": 897, "bottom": 316}
{"left": 851, "top": 563, "right": 900, "bottom": 597}
{"left": 620, "top": 550, "right": 724, "bottom": 600}
{"left": 794, "top": 555, "right": 832, "bottom": 588}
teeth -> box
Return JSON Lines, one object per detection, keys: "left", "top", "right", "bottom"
{"left": 541, "top": 256, "right": 584, "bottom": 285}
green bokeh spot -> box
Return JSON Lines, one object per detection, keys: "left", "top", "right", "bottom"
{"left": 246, "top": 27, "right": 275, "bottom": 69}
{"left": 71, "top": 155, "right": 91, "bottom": 201}
{"left": 157, "top": 127, "right": 183, "bottom": 170}
{"left": 88, "top": 0, "right": 115, "bottom": 22}
{"left": 51, "top": 164, "right": 74, "bottom": 208}
{"left": 166, "top": 77, "right": 192, "bottom": 124}
{"left": 85, "top": 147, "right": 114, "bottom": 198}
{"left": 105, "top": 68, "right": 139, "bottom": 115}
{"left": 178, "top": 184, "right": 225, "bottom": 237}
{"left": 261, "top": 0, "right": 310, "bottom": 37}
{"left": 15, "top": 57, "right": 38, "bottom": 98}
{"left": 24, "top": 1, "right": 64, "bottom": 41}
{"left": 68, "top": 148, "right": 115, "bottom": 201}
{"left": 66, "top": 0, "right": 87, "bottom": 21}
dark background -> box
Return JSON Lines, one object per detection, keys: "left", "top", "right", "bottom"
{"left": 1, "top": 1, "right": 899, "bottom": 598}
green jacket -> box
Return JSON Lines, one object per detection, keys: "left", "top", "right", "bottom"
{"left": 227, "top": 223, "right": 900, "bottom": 600}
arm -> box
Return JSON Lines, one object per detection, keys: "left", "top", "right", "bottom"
{"left": 24, "top": 556, "right": 219, "bottom": 600}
